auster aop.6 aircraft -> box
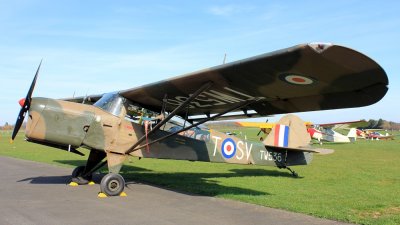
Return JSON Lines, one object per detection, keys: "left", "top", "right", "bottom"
{"left": 11, "top": 43, "right": 388, "bottom": 197}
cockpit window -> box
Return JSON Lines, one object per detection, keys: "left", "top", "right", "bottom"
{"left": 124, "top": 101, "right": 160, "bottom": 120}
{"left": 94, "top": 93, "right": 124, "bottom": 116}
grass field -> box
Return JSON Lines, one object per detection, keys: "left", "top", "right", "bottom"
{"left": 0, "top": 130, "right": 399, "bottom": 224}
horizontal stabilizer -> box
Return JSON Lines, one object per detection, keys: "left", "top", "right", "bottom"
{"left": 313, "top": 148, "right": 335, "bottom": 155}
{"left": 265, "top": 144, "right": 334, "bottom": 154}
{"left": 265, "top": 144, "right": 319, "bottom": 153}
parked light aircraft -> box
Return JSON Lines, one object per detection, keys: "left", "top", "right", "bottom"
{"left": 306, "top": 121, "right": 366, "bottom": 144}
{"left": 11, "top": 43, "right": 388, "bottom": 196}
{"left": 237, "top": 120, "right": 362, "bottom": 144}
{"left": 235, "top": 121, "right": 277, "bottom": 141}
{"left": 364, "top": 130, "right": 395, "bottom": 140}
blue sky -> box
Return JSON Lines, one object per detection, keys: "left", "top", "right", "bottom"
{"left": 0, "top": 0, "right": 399, "bottom": 125}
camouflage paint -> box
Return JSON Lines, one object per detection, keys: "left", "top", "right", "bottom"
{"left": 26, "top": 97, "right": 127, "bottom": 173}
{"left": 129, "top": 115, "right": 313, "bottom": 168}
{"left": 22, "top": 43, "right": 389, "bottom": 179}
{"left": 26, "top": 97, "right": 95, "bottom": 147}
{"left": 25, "top": 96, "right": 314, "bottom": 176}
{"left": 117, "top": 44, "right": 388, "bottom": 119}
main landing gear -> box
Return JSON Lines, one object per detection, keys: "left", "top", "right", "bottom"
{"left": 71, "top": 166, "right": 93, "bottom": 185}
{"left": 100, "top": 173, "right": 125, "bottom": 196}
{"left": 69, "top": 150, "right": 127, "bottom": 197}
{"left": 70, "top": 166, "right": 127, "bottom": 197}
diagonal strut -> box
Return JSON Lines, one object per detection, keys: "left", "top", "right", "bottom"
{"left": 127, "top": 98, "right": 261, "bottom": 153}
{"left": 125, "top": 81, "right": 213, "bottom": 154}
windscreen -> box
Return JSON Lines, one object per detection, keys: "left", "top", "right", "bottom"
{"left": 94, "top": 93, "right": 124, "bottom": 116}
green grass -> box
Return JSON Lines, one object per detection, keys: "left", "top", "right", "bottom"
{"left": 1, "top": 130, "right": 399, "bottom": 224}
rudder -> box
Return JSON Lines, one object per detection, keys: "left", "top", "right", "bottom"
{"left": 263, "top": 114, "right": 311, "bottom": 148}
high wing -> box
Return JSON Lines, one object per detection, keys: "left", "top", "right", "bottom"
{"left": 118, "top": 43, "right": 388, "bottom": 119}
{"left": 236, "top": 121, "right": 276, "bottom": 129}
{"left": 64, "top": 43, "right": 388, "bottom": 120}
{"left": 315, "top": 120, "right": 369, "bottom": 129}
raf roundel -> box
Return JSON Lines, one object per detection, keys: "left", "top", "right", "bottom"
{"left": 221, "top": 138, "right": 236, "bottom": 159}
{"left": 280, "top": 74, "right": 316, "bottom": 85}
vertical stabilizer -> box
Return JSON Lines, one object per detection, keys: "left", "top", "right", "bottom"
{"left": 347, "top": 128, "right": 357, "bottom": 142}
{"left": 263, "top": 114, "right": 311, "bottom": 148}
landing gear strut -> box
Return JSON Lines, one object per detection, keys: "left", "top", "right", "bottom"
{"left": 286, "top": 167, "right": 299, "bottom": 178}
{"left": 70, "top": 150, "right": 106, "bottom": 185}
{"left": 100, "top": 173, "right": 125, "bottom": 196}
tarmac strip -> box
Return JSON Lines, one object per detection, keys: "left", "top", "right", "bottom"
{"left": 0, "top": 156, "right": 350, "bottom": 225}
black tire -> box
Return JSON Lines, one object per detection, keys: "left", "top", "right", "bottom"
{"left": 71, "top": 166, "right": 92, "bottom": 184}
{"left": 100, "top": 173, "right": 125, "bottom": 196}
{"left": 72, "top": 166, "right": 86, "bottom": 178}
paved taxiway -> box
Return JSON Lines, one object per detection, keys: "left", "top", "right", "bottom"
{"left": 0, "top": 156, "right": 350, "bottom": 225}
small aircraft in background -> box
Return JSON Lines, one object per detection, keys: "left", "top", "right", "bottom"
{"left": 362, "top": 130, "right": 395, "bottom": 140}
{"left": 306, "top": 120, "right": 367, "bottom": 144}
{"left": 11, "top": 43, "right": 388, "bottom": 197}
{"left": 235, "top": 121, "right": 276, "bottom": 141}
{"left": 237, "top": 120, "right": 363, "bottom": 144}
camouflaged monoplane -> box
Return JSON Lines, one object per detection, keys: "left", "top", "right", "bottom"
{"left": 11, "top": 43, "right": 388, "bottom": 197}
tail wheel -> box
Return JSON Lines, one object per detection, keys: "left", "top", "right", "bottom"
{"left": 100, "top": 173, "right": 125, "bottom": 196}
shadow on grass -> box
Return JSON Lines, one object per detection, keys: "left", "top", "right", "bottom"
{"left": 37, "top": 159, "right": 300, "bottom": 197}
{"left": 16, "top": 158, "right": 302, "bottom": 197}
{"left": 120, "top": 169, "right": 295, "bottom": 197}
{"left": 11, "top": 156, "right": 301, "bottom": 197}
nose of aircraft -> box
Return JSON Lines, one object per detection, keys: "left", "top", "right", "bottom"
{"left": 11, "top": 61, "right": 42, "bottom": 141}
{"left": 18, "top": 98, "right": 26, "bottom": 107}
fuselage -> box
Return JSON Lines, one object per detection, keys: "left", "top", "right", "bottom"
{"left": 25, "top": 94, "right": 313, "bottom": 167}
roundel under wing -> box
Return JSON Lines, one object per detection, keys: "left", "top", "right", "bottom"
{"left": 119, "top": 43, "right": 388, "bottom": 118}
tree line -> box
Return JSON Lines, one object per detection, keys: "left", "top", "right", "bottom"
{"left": 361, "top": 119, "right": 400, "bottom": 130}
{"left": 0, "top": 122, "right": 26, "bottom": 131}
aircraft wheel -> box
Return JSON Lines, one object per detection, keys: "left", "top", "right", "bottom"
{"left": 72, "top": 166, "right": 86, "bottom": 178}
{"left": 100, "top": 173, "right": 125, "bottom": 196}
{"left": 71, "top": 166, "right": 92, "bottom": 185}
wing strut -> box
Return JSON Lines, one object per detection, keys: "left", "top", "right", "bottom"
{"left": 126, "top": 97, "right": 261, "bottom": 154}
{"left": 125, "top": 82, "right": 213, "bottom": 154}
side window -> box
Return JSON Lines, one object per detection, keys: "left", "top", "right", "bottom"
{"left": 123, "top": 100, "right": 161, "bottom": 125}
{"left": 168, "top": 126, "right": 210, "bottom": 142}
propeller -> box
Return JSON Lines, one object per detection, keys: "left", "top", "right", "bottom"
{"left": 11, "top": 60, "right": 42, "bottom": 141}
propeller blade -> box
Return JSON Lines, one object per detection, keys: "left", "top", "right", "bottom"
{"left": 25, "top": 59, "right": 42, "bottom": 108}
{"left": 11, "top": 108, "right": 26, "bottom": 140}
{"left": 11, "top": 60, "right": 42, "bottom": 141}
